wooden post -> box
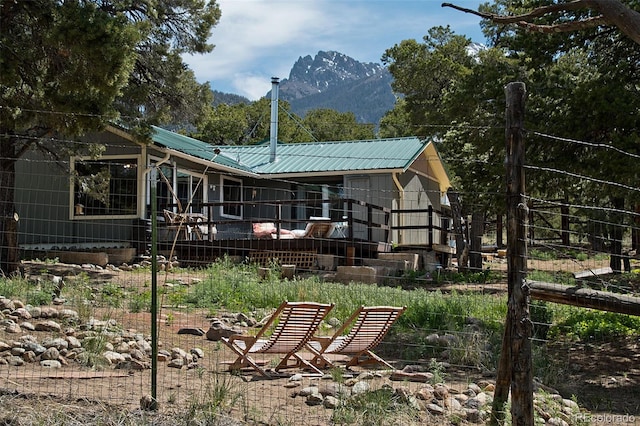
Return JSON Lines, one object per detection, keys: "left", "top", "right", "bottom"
{"left": 275, "top": 204, "right": 282, "bottom": 239}
{"left": 346, "top": 246, "right": 355, "bottom": 266}
{"left": 367, "top": 204, "right": 373, "bottom": 242}
{"left": 491, "top": 82, "right": 533, "bottom": 426}
{"left": 149, "top": 168, "right": 159, "bottom": 409}
{"left": 529, "top": 281, "right": 640, "bottom": 315}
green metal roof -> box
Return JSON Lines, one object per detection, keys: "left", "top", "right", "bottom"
{"left": 150, "top": 126, "right": 253, "bottom": 174}
{"left": 206, "top": 137, "right": 428, "bottom": 175}
{"left": 151, "top": 126, "right": 437, "bottom": 178}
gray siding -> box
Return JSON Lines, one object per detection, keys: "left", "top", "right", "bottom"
{"left": 345, "top": 174, "right": 394, "bottom": 243}
{"left": 392, "top": 173, "right": 444, "bottom": 246}
{"left": 16, "top": 134, "right": 143, "bottom": 250}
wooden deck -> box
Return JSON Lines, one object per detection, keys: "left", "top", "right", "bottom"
{"left": 159, "top": 237, "right": 381, "bottom": 269}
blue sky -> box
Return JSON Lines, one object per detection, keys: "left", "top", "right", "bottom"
{"left": 185, "top": 0, "right": 487, "bottom": 100}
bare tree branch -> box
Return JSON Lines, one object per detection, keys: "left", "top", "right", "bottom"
{"left": 517, "top": 16, "right": 609, "bottom": 34}
{"left": 442, "top": 0, "right": 640, "bottom": 45}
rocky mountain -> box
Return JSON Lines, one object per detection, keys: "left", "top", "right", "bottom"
{"left": 269, "top": 51, "right": 396, "bottom": 125}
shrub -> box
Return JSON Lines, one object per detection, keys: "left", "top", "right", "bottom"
{"left": 549, "top": 309, "right": 640, "bottom": 341}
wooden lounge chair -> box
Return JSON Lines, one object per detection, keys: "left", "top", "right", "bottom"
{"left": 307, "top": 305, "right": 406, "bottom": 370}
{"left": 221, "top": 301, "right": 334, "bottom": 377}
{"left": 303, "top": 221, "right": 335, "bottom": 238}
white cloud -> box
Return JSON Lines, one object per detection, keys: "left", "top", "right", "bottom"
{"left": 187, "top": 0, "right": 334, "bottom": 97}
{"left": 230, "top": 73, "right": 275, "bottom": 100}
{"left": 185, "top": 0, "right": 486, "bottom": 99}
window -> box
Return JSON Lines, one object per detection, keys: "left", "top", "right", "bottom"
{"left": 221, "top": 176, "right": 242, "bottom": 219}
{"left": 176, "top": 171, "right": 204, "bottom": 213}
{"left": 72, "top": 157, "right": 139, "bottom": 218}
{"left": 150, "top": 160, "right": 206, "bottom": 215}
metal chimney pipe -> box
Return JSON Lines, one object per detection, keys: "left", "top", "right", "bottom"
{"left": 269, "top": 77, "right": 279, "bottom": 163}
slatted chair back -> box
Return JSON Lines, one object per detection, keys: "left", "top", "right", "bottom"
{"left": 330, "top": 306, "right": 406, "bottom": 354}
{"left": 259, "top": 301, "right": 334, "bottom": 354}
{"left": 304, "top": 222, "right": 335, "bottom": 238}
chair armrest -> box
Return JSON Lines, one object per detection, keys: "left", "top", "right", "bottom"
{"left": 227, "top": 334, "right": 255, "bottom": 345}
{"left": 309, "top": 335, "right": 333, "bottom": 349}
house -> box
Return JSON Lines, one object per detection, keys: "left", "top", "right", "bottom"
{"left": 15, "top": 123, "right": 453, "bottom": 268}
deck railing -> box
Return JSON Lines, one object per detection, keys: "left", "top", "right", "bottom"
{"left": 157, "top": 198, "right": 451, "bottom": 247}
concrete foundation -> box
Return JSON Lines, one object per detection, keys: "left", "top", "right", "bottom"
{"left": 334, "top": 266, "right": 377, "bottom": 284}
{"left": 377, "top": 252, "right": 420, "bottom": 270}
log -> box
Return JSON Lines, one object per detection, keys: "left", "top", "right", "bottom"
{"left": 573, "top": 267, "right": 613, "bottom": 279}
{"left": 529, "top": 281, "right": 640, "bottom": 316}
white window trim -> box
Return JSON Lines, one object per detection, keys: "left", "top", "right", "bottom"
{"left": 220, "top": 175, "right": 243, "bottom": 219}
{"left": 70, "top": 154, "right": 142, "bottom": 220}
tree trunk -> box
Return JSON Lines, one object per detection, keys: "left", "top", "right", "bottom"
{"left": 561, "top": 193, "right": 570, "bottom": 247}
{"left": 0, "top": 139, "right": 19, "bottom": 276}
{"left": 633, "top": 203, "right": 640, "bottom": 251}
{"left": 448, "top": 189, "right": 468, "bottom": 271}
{"left": 469, "top": 210, "right": 484, "bottom": 270}
{"left": 609, "top": 197, "right": 624, "bottom": 273}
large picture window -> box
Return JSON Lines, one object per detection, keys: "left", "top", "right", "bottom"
{"left": 72, "top": 157, "right": 139, "bottom": 218}
{"left": 221, "top": 176, "right": 242, "bottom": 219}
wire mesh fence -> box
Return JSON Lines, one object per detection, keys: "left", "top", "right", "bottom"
{"left": 0, "top": 130, "right": 639, "bottom": 425}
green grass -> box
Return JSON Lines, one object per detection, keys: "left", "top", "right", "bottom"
{"left": 187, "top": 257, "right": 508, "bottom": 334}
{"left": 529, "top": 248, "right": 557, "bottom": 261}
{"left": 527, "top": 269, "right": 576, "bottom": 286}
{"left": 0, "top": 276, "right": 53, "bottom": 303}
{"left": 128, "top": 290, "right": 151, "bottom": 313}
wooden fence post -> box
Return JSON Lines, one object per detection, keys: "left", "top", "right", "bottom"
{"left": 491, "top": 82, "right": 533, "bottom": 425}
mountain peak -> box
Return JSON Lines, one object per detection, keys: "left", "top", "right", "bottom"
{"left": 278, "top": 50, "right": 386, "bottom": 100}
{"left": 266, "top": 50, "right": 395, "bottom": 124}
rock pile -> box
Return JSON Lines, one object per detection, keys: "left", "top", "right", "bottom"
{"left": 0, "top": 295, "right": 203, "bottom": 371}
{"left": 118, "top": 254, "right": 181, "bottom": 272}
{"left": 284, "top": 369, "right": 581, "bottom": 425}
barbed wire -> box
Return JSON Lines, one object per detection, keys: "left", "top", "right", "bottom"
{"left": 530, "top": 130, "right": 640, "bottom": 160}
{"left": 526, "top": 195, "right": 640, "bottom": 218}
{"left": 524, "top": 164, "right": 640, "bottom": 193}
